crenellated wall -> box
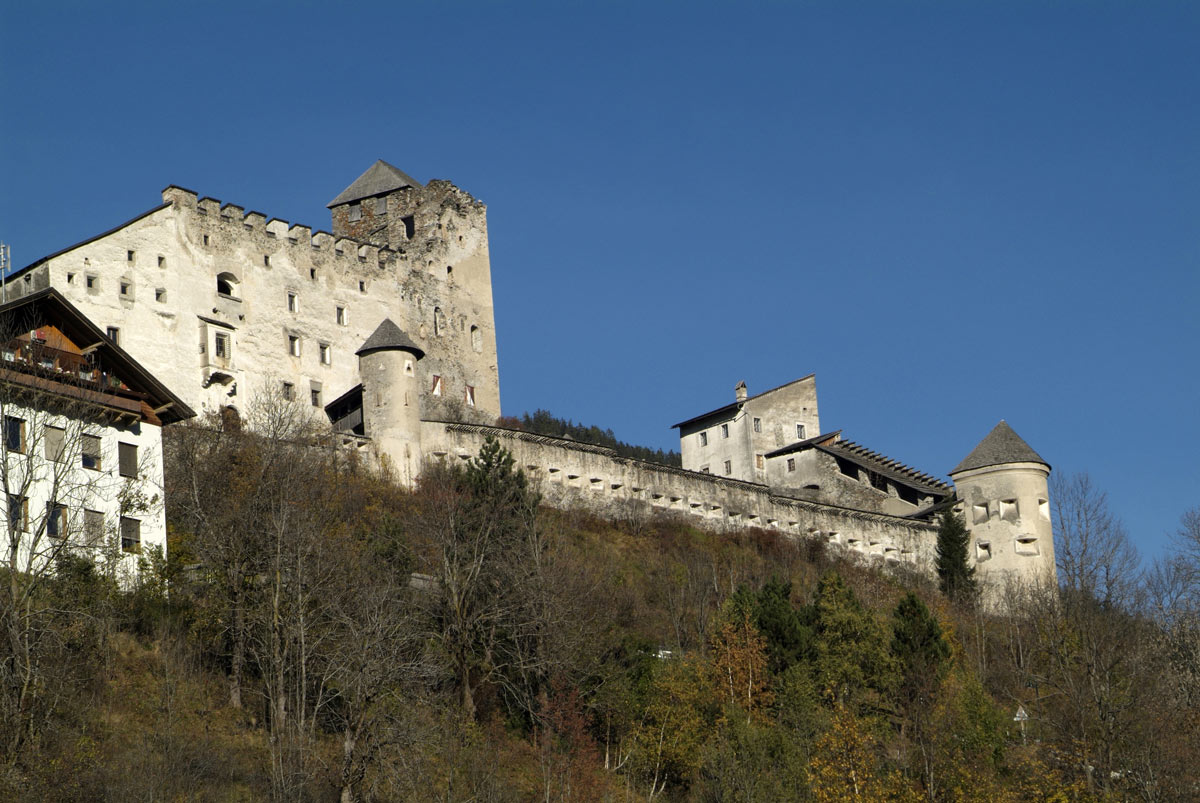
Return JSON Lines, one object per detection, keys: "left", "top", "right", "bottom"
{"left": 421, "top": 421, "right": 939, "bottom": 572}
{"left": 5, "top": 180, "right": 500, "bottom": 426}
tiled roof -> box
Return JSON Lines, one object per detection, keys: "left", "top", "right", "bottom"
{"left": 327, "top": 160, "right": 422, "bottom": 208}
{"left": 356, "top": 319, "right": 424, "bottom": 359}
{"left": 767, "top": 431, "right": 951, "bottom": 495}
{"left": 951, "top": 420, "right": 1048, "bottom": 475}
{"left": 823, "top": 438, "right": 952, "bottom": 494}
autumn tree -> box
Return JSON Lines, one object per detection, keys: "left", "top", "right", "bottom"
{"left": 419, "top": 436, "right": 546, "bottom": 722}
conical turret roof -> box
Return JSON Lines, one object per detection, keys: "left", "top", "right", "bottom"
{"left": 951, "top": 420, "right": 1048, "bottom": 475}
{"left": 327, "top": 160, "right": 422, "bottom": 208}
{"left": 356, "top": 318, "right": 424, "bottom": 359}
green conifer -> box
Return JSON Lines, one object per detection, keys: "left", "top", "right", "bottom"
{"left": 935, "top": 509, "right": 976, "bottom": 604}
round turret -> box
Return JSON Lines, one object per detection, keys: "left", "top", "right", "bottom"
{"left": 949, "top": 421, "right": 1055, "bottom": 596}
{"left": 356, "top": 319, "right": 425, "bottom": 486}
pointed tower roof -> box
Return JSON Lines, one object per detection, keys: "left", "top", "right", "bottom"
{"left": 951, "top": 420, "right": 1048, "bottom": 475}
{"left": 356, "top": 318, "right": 424, "bottom": 359}
{"left": 327, "top": 160, "right": 422, "bottom": 208}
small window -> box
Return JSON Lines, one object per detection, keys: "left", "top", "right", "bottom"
{"left": 1015, "top": 535, "right": 1040, "bottom": 556}
{"left": 120, "top": 282, "right": 130, "bottom": 296}
{"left": 404, "top": 359, "right": 414, "bottom": 376}
{"left": 319, "top": 343, "right": 330, "bottom": 365}
{"left": 282, "top": 382, "right": 295, "bottom": 401}
{"left": 310, "top": 268, "right": 316, "bottom": 280}
{"left": 431, "top": 375, "right": 442, "bottom": 396}
{"left": 214, "top": 332, "right": 230, "bottom": 359}
{"left": 755, "top": 454, "right": 764, "bottom": 470}
{"left": 8, "top": 495, "right": 27, "bottom": 533}
{"left": 723, "top": 460, "right": 731, "bottom": 475}
{"left": 82, "top": 434, "right": 101, "bottom": 470}
{"left": 84, "top": 509, "right": 104, "bottom": 547}
{"left": 375, "top": 196, "right": 387, "bottom": 215}
{"left": 311, "top": 388, "right": 322, "bottom": 407}
{"left": 47, "top": 504, "right": 67, "bottom": 539}
{"left": 155, "top": 288, "right": 166, "bottom": 302}
{"left": 288, "top": 336, "right": 301, "bottom": 357}
{"left": 786, "top": 458, "right": 796, "bottom": 472}
{"left": 753, "top": 417, "right": 762, "bottom": 433}
{"left": 287, "top": 292, "right": 297, "bottom": 312}
{"left": 263, "top": 255, "right": 270, "bottom": 266}
{"left": 348, "top": 202, "right": 362, "bottom": 221}
{"left": 720, "top": 423, "right": 729, "bottom": 439}
{"left": 972, "top": 503, "right": 989, "bottom": 524}
{"left": 67, "top": 272, "right": 75, "bottom": 284}
{"left": 118, "top": 442, "right": 138, "bottom": 478}
{"left": 157, "top": 256, "right": 165, "bottom": 268}
{"left": 1038, "top": 498, "right": 1050, "bottom": 522}
{"left": 700, "top": 465, "right": 710, "bottom": 474}
{"left": 216, "top": 272, "right": 238, "bottom": 297}
{"left": 120, "top": 516, "right": 140, "bottom": 553}
{"left": 126, "top": 250, "right": 135, "bottom": 262}
{"left": 106, "top": 326, "right": 120, "bottom": 345}
{"left": 465, "top": 385, "right": 475, "bottom": 407}
{"left": 4, "top": 417, "right": 25, "bottom": 453}
{"left": 336, "top": 306, "right": 347, "bottom": 326}
{"left": 401, "top": 215, "right": 415, "bottom": 239}
{"left": 203, "top": 235, "right": 210, "bottom": 246}
{"left": 85, "top": 275, "right": 97, "bottom": 289}
{"left": 975, "top": 540, "right": 992, "bottom": 562}
{"left": 43, "top": 426, "right": 65, "bottom": 462}
{"left": 796, "top": 423, "right": 806, "bottom": 440}
{"left": 699, "top": 431, "right": 708, "bottom": 447}
{"left": 359, "top": 280, "right": 366, "bottom": 293}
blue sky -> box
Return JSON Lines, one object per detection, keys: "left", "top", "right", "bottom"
{"left": 2, "top": 1, "right": 1197, "bottom": 563}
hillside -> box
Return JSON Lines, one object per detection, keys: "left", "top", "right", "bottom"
{"left": 1, "top": 423, "right": 1196, "bottom": 802}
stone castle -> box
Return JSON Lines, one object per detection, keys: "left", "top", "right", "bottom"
{"left": 5, "top": 160, "right": 1056, "bottom": 599}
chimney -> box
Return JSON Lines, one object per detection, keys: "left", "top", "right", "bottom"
{"left": 735, "top": 381, "right": 748, "bottom": 402}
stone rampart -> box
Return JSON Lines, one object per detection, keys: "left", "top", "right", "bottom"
{"left": 421, "top": 422, "right": 939, "bottom": 573}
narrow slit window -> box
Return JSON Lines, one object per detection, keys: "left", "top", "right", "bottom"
{"left": 431, "top": 375, "right": 442, "bottom": 396}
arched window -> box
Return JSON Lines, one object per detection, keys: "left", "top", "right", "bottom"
{"left": 433, "top": 306, "right": 443, "bottom": 337}
{"left": 216, "top": 272, "right": 239, "bottom": 298}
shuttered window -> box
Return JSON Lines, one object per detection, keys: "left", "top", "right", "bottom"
{"left": 82, "top": 435, "right": 102, "bottom": 470}
{"left": 44, "top": 426, "right": 65, "bottom": 462}
{"left": 120, "top": 517, "right": 140, "bottom": 553}
{"left": 118, "top": 442, "right": 138, "bottom": 478}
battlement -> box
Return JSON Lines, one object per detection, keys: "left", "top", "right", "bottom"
{"left": 161, "top": 185, "right": 402, "bottom": 270}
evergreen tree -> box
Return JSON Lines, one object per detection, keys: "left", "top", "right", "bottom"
{"left": 935, "top": 509, "right": 976, "bottom": 604}
{"left": 811, "top": 572, "right": 898, "bottom": 710}
{"left": 754, "top": 578, "right": 816, "bottom": 675}
{"left": 891, "top": 593, "right": 950, "bottom": 708}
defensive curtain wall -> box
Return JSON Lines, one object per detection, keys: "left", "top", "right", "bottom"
{"left": 421, "top": 421, "right": 939, "bottom": 569}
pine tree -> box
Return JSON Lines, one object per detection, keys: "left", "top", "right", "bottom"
{"left": 935, "top": 509, "right": 976, "bottom": 604}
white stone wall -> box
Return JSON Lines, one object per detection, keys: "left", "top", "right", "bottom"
{"left": 1, "top": 398, "right": 167, "bottom": 574}
{"left": 679, "top": 376, "right": 820, "bottom": 483}
{"left": 9, "top": 184, "right": 500, "bottom": 426}
{"left": 952, "top": 461, "right": 1056, "bottom": 593}
{"left": 422, "top": 422, "right": 937, "bottom": 573}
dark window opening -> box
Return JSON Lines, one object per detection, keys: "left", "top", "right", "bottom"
{"left": 401, "top": 216, "right": 415, "bottom": 239}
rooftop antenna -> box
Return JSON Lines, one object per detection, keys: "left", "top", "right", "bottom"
{"left": 0, "top": 242, "right": 10, "bottom": 303}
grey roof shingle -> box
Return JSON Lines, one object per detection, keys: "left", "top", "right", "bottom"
{"left": 327, "top": 160, "right": 422, "bottom": 208}
{"left": 951, "top": 420, "right": 1048, "bottom": 475}
{"left": 356, "top": 319, "right": 424, "bottom": 359}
